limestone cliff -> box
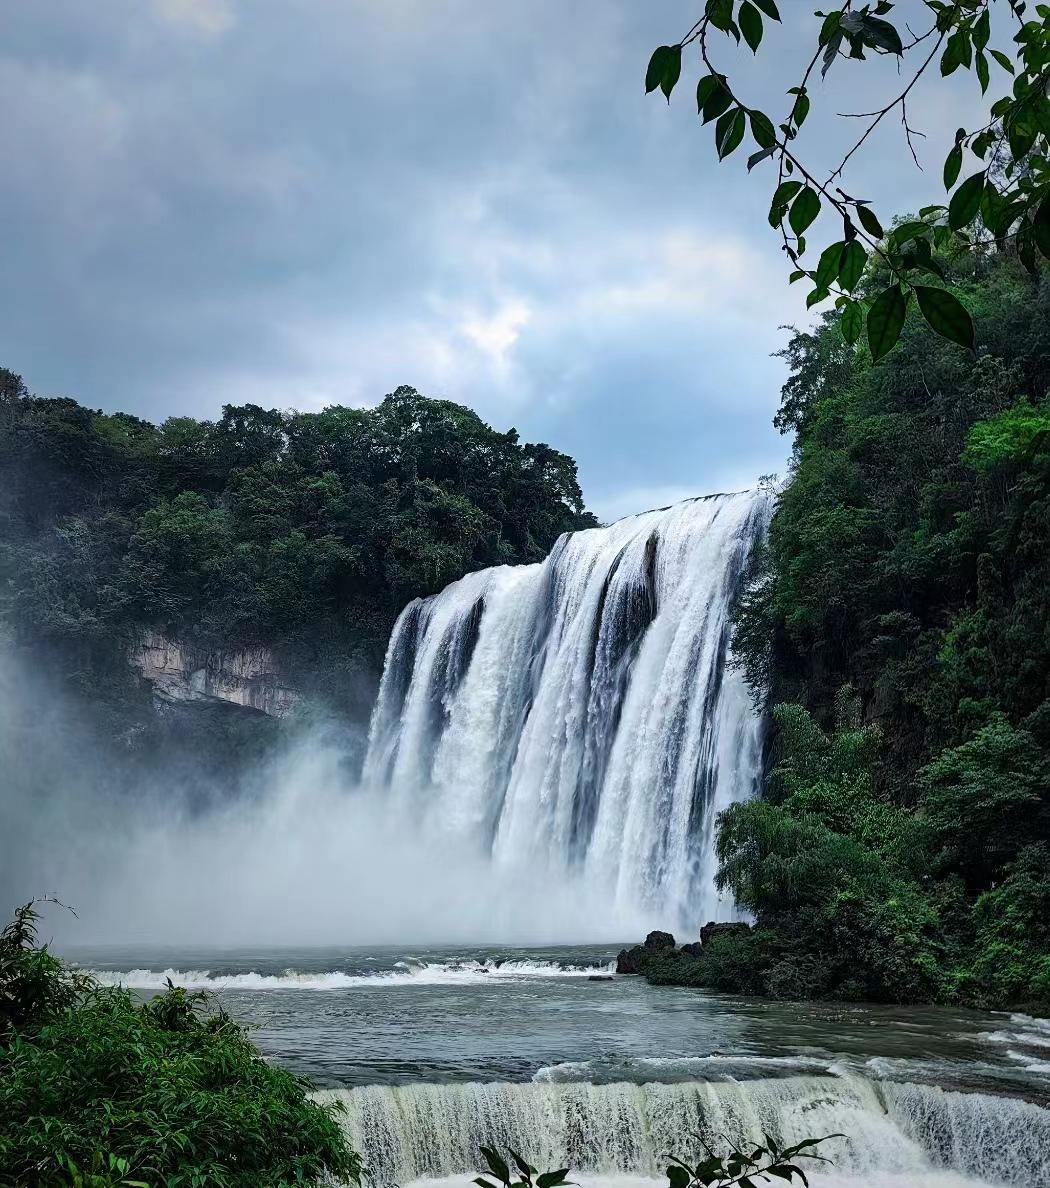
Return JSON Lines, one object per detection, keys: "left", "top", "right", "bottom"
{"left": 129, "top": 632, "right": 299, "bottom": 719}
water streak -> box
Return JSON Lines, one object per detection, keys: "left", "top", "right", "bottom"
{"left": 364, "top": 492, "right": 770, "bottom": 931}
{"left": 317, "top": 1075, "right": 1050, "bottom": 1187}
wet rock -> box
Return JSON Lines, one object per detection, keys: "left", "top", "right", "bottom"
{"left": 615, "top": 946, "right": 647, "bottom": 974}
{"left": 643, "top": 930, "right": 676, "bottom": 951}
{"left": 679, "top": 942, "right": 704, "bottom": 959}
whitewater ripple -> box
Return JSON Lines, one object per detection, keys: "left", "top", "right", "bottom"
{"left": 82, "top": 958, "right": 617, "bottom": 991}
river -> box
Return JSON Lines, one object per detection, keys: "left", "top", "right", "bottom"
{"left": 68, "top": 942, "right": 1050, "bottom": 1187}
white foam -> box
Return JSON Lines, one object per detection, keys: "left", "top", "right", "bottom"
{"left": 84, "top": 958, "right": 616, "bottom": 991}
{"left": 317, "top": 1075, "right": 1050, "bottom": 1187}
{"left": 533, "top": 1054, "right": 832, "bottom": 1083}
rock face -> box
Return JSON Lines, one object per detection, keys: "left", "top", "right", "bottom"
{"left": 699, "top": 921, "right": 752, "bottom": 948}
{"left": 616, "top": 924, "right": 751, "bottom": 976}
{"left": 129, "top": 631, "right": 299, "bottom": 719}
{"left": 616, "top": 930, "right": 678, "bottom": 973}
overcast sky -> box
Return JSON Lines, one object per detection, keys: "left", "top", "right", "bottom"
{"left": 1, "top": 1, "right": 990, "bottom": 519}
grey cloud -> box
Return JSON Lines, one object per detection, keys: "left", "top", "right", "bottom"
{"left": 0, "top": 1, "right": 988, "bottom": 515}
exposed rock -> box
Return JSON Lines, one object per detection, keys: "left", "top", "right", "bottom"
{"left": 588, "top": 975, "right": 614, "bottom": 981}
{"left": 615, "top": 946, "right": 647, "bottom": 974}
{"left": 679, "top": 942, "right": 704, "bottom": 959}
{"left": 130, "top": 631, "right": 299, "bottom": 719}
{"left": 644, "top": 930, "right": 676, "bottom": 951}
{"left": 699, "top": 921, "right": 752, "bottom": 947}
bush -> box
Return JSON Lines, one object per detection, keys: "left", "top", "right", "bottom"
{"left": 0, "top": 901, "right": 360, "bottom": 1188}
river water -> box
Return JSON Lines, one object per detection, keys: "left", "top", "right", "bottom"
{"left": 68, "top": 943, "right": 1050, "bottom": 1187}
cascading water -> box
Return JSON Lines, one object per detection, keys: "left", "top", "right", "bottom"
{"left": 317, "top": 1075, "right": 1050, "bottom": 1186}
{"left": 363, "top": 490, "right": 770, "bottom": 932}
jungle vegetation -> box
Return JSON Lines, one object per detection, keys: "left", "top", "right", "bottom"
{"left": 702, "top": 248, "right": 1050, "bottom": 1009}
{"left": 0, "top": 377, "right": 594, "bottom": 768}
{"left": 0, "top": 901, "right": 361, "bottom": 1187}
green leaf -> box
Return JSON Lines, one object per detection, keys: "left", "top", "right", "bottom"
{"left": 792, "top": 92, "right": 811, "bottom": 128}
{"left": 749, "top": 110, "right": 777, "bottom": 149}
{"left": 807, "top": 286, "right": 830, "bottom": 309}
{"left": 840, "top": 299, "right": 864, "bottom": 344}
{"left": 537, "top": 1172, "right": 570, "bottom": 1188}
{"left": 716, "top": 107, "right": 747, "bottom": 159}
{"left": 645, "top": 46, "right": 676, "bottom": 95}
{"left": 990, "top": 48, "right": 1015, "bottom": 74}
{"left": 815, "top": 241, "right": 846, "bottom": 289}
{"left": 891, "top": 220, "right": 929, "bottom": 247}
{"left": 943, "top": 144, "right": 963, "bottom": 190}
{"left": 789, "top": 187, "right": 820, "bottom": 236}
{"left": 747, "top": 146, "right": 776, "bottom": 171}
{"left": 914, "top": 285, "right": 975, "bottom": 349}
{"left": 666, "top": 1166, "right": 691, "bottom": 1188}
{"left": 856, "top": 205, "right": 884, "bottom": 239}
{"left": 866, "top": 283, "right": 907, "bottom": 361}
{"left": 769, "top": 180, "right": 802, "bottom": 226}
{"left": 940, "top": 30, "right": 971, "bottom": 76}
{"left": 739, "top": 1, "right": 763, "bottom": 52}
{"left": 700, "top": 79, "right": 733, "bottom": 124}
{"left": 1034, "top": 194, "right": 1050, "bottom": 259}
{"left": 838, "top": 241, "right": 867, "bottom": 291}
{"left": 975, "top": 50, "right": 989, "bottom": 94}
{"left": 706, "top": 0, "right": 734, "bottom": 32}
{"left": 862, "top": 16, "right": 903, "bottom": 55}
{"left": 661, "top": 45, "right": 682, "bottom": 100}
{"left": 973, "top": 10, "right": 990, "bottom": 51}
{"left": 948, "top": 171, "right": 985, "bottom": 230}
{"left": 753, "top": 0, "right": 781, "bottom": 18}
{"left": 481, "top": 1147, "right": 511, "bottom": 1184}
{"left": 696, "top": 74, "right": 720, "bottom": 112}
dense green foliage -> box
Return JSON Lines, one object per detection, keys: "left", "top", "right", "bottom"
{"left": 713, "top": 249, "right": 1050, "bottom": 1008}
{"left": 0, "top": 375, "right": 593, "bottom": 762}
{"left": 0, "top": 902, "right": 359, "bottom": 1187}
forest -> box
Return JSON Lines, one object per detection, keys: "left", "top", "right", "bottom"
{"left": 0, "top": 379, "right": 594, "bottom": 772}
{"left": 674, "top": 248, "right": 1050, "bottom": 1010}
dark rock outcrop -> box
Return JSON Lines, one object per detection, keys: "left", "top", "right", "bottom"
{"left": 617, "top": 930, "right": 680, "bottom": 973}
{"left": 679, "top": 942, "right": 704, "bottom": 958}
{"left": 699, "top": 921, "right": 752, "bottom": 947}
{"left": 616, "top": 945, "right": 646, "bottom": 974}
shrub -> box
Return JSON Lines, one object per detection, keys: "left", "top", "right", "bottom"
{"left": 0, "top": 901, "right": 360, "bottom": 1188}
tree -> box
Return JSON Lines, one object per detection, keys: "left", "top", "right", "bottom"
{"left": 645, "top": 0, "right": 1050, "bottom": 359}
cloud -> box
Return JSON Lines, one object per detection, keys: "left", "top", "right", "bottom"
{"left": 0, "top": 2, "right": 988, "bottom": 518}
{"left": 153, "top": 0, "right": 235, "bottom": 36}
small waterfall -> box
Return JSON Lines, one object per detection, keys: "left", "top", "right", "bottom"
{"left": 317, "top": 1076, "right": 1050, "bottom": 1187}
{"left": 363, "top": 491, "right": 770, "bottom": 930}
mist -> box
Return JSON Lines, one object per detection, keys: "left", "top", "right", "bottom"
{"left": 0, "top": 650, "right": 650, "bottom": 950}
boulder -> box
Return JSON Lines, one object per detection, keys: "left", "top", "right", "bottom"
{"left": 699, "top": 921, "right": 752, "bottom": 947}
{"left": 615, "top": 946, "right": 647, "bottom": 974}
{"left": 679, "top": 942, "right": 704, "bottom": 959}
{"left": 643, "top": 930, "right": 676, "bottom": 951}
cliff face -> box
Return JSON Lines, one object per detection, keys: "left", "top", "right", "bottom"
{"left": 129, "top": 632, "right": 299, "bottom": 719}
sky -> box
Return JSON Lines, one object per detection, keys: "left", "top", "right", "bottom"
{"left": 0, "top": 1, "right": 992, "bottom": 521}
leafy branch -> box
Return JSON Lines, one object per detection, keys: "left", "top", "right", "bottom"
{"left": 646, "top": 0, "right": 1050, "bottom": 361}
{"left": 474, "top": 1134, "right": 839, "bottom": 1188}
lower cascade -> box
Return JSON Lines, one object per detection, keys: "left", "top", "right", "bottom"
{"left": 318, "top": 1076, "right": 1050, "bottom": 1187}
{"left": 363, "top": 490, "right": 771, "bottom": 930}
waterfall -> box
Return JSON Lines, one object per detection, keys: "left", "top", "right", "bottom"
{"left": 363, "top": 491, "right": 770, "bottom": 931}
{"left": 317, "top": 1076, "right": 1050, "bottom": 1186}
